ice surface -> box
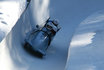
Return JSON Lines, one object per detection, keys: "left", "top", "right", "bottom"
{"left": 0, "top": 0, "right": 26, "bottom": 42}
{"left": 66, "top": 10, "right": 104, "bottom": 70}
{"left": 0, "top": 0, "right": 104, "bottom": 70}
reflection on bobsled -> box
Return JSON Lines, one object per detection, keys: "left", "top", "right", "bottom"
{"left": 24, "top": 18, "right": 61, "bottom": 58}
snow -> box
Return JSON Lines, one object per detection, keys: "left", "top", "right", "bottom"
{"left": 66, "top": 10, "right": 104, "bottom": 70}
{"left": 33, "top": 0, "right": 50, "bottom": 27}
{"left": 0, "top": 0, "right": 104, "bottom": 70}
{"left": 70, "top": 32, "right": 96, "bottom": 47}
{"left": 0, "top": 0, "right": 26, "bottom": 42}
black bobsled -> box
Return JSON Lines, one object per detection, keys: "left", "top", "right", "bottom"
{"left": 24, "top": 18, "right": 61, "bottom": 58}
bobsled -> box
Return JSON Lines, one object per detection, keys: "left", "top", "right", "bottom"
{"left": 24, "top": 18, "right": 61, "bottom": 58}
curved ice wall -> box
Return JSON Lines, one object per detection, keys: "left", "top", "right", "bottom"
{"left": 0, "top": 0, "right": 50, "bottom": 70}
{"left": 33, "top": 0, "right": 50, "bottom": 27}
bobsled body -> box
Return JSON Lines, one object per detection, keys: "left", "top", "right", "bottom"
{"left": 24, "top": 18, "right": 61, "bottom": 58}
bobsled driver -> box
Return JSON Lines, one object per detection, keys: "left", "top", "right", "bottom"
{"left": 24, "top": 18, "right": 61, "bottom": 58}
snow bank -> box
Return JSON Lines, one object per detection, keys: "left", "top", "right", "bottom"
{"left": 66, "top": 10, "right": 104, "bottom": 70}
